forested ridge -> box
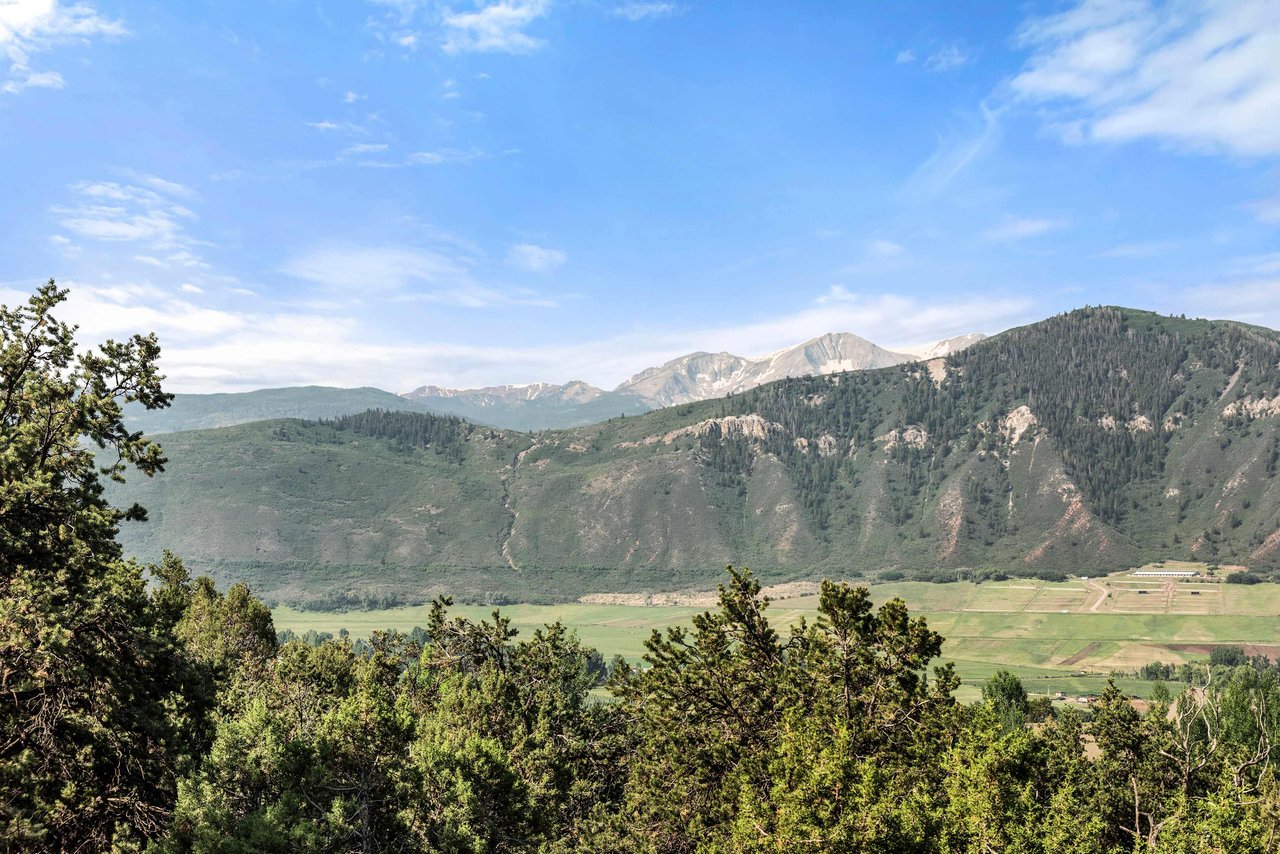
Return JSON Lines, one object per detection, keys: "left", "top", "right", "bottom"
{"left": 6, "top": 284, "right": 1280, "bottom": 851}
{"left": 109, "top": 305, "right": 1280, "bottom": 607}
{"left": 729, "top": 307, "right": 1280, "bottom": 535}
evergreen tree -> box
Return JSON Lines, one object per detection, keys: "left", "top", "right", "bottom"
{"left": 0, "top": 282, "right": 191, "bottom": 849}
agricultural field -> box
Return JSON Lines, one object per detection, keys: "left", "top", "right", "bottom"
{"left": 274, "top": 571, "right": 1280, "bottom": 703}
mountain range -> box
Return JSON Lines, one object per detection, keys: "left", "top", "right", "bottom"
{"left": 131, "top": 331, "right": 986, "bottom": 434}
{"left": 109, "top": 308, "right": 1280, "bottom": 608}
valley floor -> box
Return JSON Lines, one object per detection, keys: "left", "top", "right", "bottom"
{"left": 273, "top": 573, "right": 1280, "bottom": 702}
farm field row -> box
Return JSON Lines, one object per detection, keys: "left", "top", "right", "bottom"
{"left": 273, "top": 578, "right": 1280, "bottom": 701}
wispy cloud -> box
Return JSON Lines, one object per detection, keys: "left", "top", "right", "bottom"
{"left": 895, "top": 49, "right": 915, "bottom": 65}
{"left": 281, "top": 245, "right": 467, "bottom": 293}
{"left": 925, "top": 44, "right": 973, "bottom": 72}
{"left": 867, "top": 238, "right": 904, "bottom": 257}
{"left": 0, "top": 0, "right": 127, "bottom": 94}
{"left": 53, "top": 179, "right": 198, "bottom": 246}
{"left": 1010, "top": 0, "right": 1280, "bottom": 156}
{"left": 48, "top": 233, "right": 80, "bottom": 256}
{"left": 835, "top": 237, "right": 910, "bottom": 276}
{"left": 442, "top": 1, "right": 550, "bottom": 55}
{"left": 46, "top": 175, "right": 258, "bottom": 303}
{"left": 1251, "top": 196, "right": 1280, "bottom": 225}
{"left": 1098, "top": 241, "right": 1173, "bottom": 259}
{"left": 406, "top": 147, "right": 484, "bottom": 165}
{"left": 307, "top": 120, "right": 367, "bottom": 133}
{"left": 507, "top": 243, "right": 566, "bottom": 272}
{"left": 612, "top": 2, "right": 683, "bottom": 21}
{"left": 983, "top": 216, "right": 1068, "bottom": 242}
{"left": 901, "top": 102, "right": 1000, "bottom": 198}
{"left": 281, "top": 243, "right": 557, "bottom": 308}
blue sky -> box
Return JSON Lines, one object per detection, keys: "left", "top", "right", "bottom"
{"left": 1, "top": 0, "right": 1278, "bottom": 392}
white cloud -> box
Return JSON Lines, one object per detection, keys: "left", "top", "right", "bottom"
{"left": 307, "top": 120, "right": 366, "bottom": 133}
{"left": 281, "top": 245, "right": 467, "bottom": 293}
{"left": 163, "top": 250, "right": 209, "bottom": 268}
{"left": 901, "top": 102, "right": 1001, "bottom": 198}
{"left": 48, "top": 233, "right": 79, "bottom": 255}
{"left": 612, "top": 289, "right": 1033, "bottom": 377}
{"left": 1011, "top": 0, "right": 1280, "bottom": 156}
{"left": 46, "top": 175, "right": 248, "bottom": 301}
{"left": 180, "top": 283, "right": 204, "bottom": 294}
{"left": 343, "top": 90, "right": 365, "bottom": 103}
{"left": 867, "top": 238, "right": 904, "bottom": 257}
{"left": 925, "top": 44, "right": 973, "bottom": 72}
{"left": 44, "top": 283, "right": 1032, "bottom": 394}
{"left": 0, "top": 0, "right": 126, "bottom": 95}
{"left": 129, "top": 173, "right": 195, "bottom": 198}
{"left": 896, "top": 49, "right": 915, "bottom": 64}
{"left": 344, "top": 142, "right": 390, "bottom": 155}
{"left": 442, "top": 0, "right": 549, "bottom": 54}
{"left": 1251, "top": 196, "right": 1280, "bottom": 225}
{"left": 54, "top": 179, "right": 197, "bottom": 246}
{"left": 365, "top": 0, "right": 420, "bottom": 14}
{"left": 406, "top": 147, "right": 483, "bottom": 165}
{"left": 0, "top": 280, "right": 246, "bottom": 343}
{"left": 1151, "top": 278, "right": 1280, "bottom": 330}
{"left": 1224, "top": 252, "right": 1280, "bottom": 277}
{"left": 1098, "top": 240, "right": 1172, "bottom": 259}
{"left": 281, "top": 243, "right": 557, "bottom": 308}
{"left": 983, "top": 216, "right": 1068, "bottom": 241}
{"left": 507, "top": 243, "right": 566, "bottom": 273}
{"left": 612, "top": 2, "right": 682, "bottom": 21}
{"left": 2, "top": 67, "right": 60, "bottom": 92}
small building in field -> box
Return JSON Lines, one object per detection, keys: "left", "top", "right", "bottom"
{"left": 1132, "top": 570, "right": 1198, "bottom": 578}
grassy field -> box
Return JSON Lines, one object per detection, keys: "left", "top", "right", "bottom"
{"left": 274, "top": 574, "right": 1280, "bottom": 703}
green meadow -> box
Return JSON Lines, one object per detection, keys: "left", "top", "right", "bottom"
{"left": 273, "top": 577, "right": 1280, "bottom": 702}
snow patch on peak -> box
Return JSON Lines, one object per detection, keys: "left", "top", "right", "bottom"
{"left": 615, "top": 332, "right": 915, "bottom": 407}
{"left": 909, "top": 332, "right": 987, "bottom": 360}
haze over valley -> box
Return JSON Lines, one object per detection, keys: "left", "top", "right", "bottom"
{"left": 130, "top": 329, "right": 987, "bottom": 433}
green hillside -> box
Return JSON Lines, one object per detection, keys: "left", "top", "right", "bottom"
{"left": 111, "top": 307, "right": 1280, "bottom": 606}
{"left": 404, "top": 388, "right": 653, "bottom": 431}
{"left": 128, "top": 384, "right": 655, "bottom": 435}
{"left": 123, "top": 385, "right": 436, "bottom": 434}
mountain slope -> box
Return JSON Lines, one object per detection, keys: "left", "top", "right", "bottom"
{"left": 123, "top": 386, "right": 435, "bottom": 435}
{"left": 913, "top": 332, "right": 988, "bottom": 359}
{"left": 400, "top": 381, "right": 652, "bottom": 431}
{"left": 110, "top": 308, "right": 1280, "bottom": 606}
